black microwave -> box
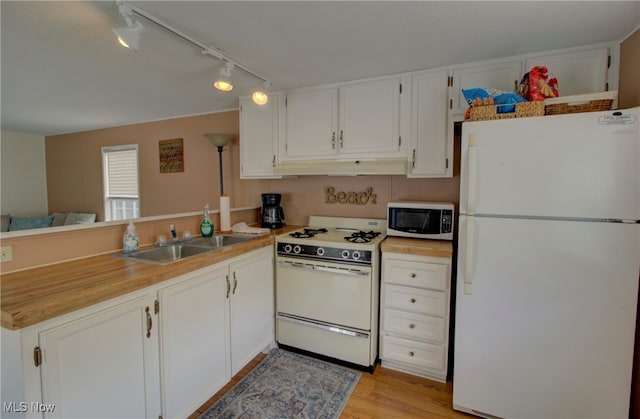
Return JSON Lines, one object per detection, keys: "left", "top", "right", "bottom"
{"left": 387, "top": 202, "right": 454, "bottom": 240}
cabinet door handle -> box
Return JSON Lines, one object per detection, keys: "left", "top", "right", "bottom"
{"left": 408, "top": 351, "right": 415, "bottom": 357}
{"left": 410, "top": 273, "right": 416, "bottom": 278}
{"left": 409, "top": 323, "right": 416, "bottom": 329}
{"left": 145, "top": 306, "right": 152, "bottom": 338}
{"left": 410, "top": 298, "right": 416, "bottom": 303}
{"left": 412, "top": 149, "right": 416, "bottom": 168}
{"left": 339, "top": 130, "right": 344, "bottom": 148}
{"left": 331, "top": 132, "right": 336, "bottom": 149}
{"left": 226, "top": 275, "right": 230, "bottom": 299}
{"left": 232, "top": 272, "right": 238, "bottom": 294}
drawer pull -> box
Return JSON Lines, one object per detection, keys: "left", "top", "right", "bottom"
{"left": 409, "top": 323, "right": 415, "bottom": 329}
{"left": 410, "top": 273, "right": 416, "bottom": 278}
{"left": 409, "top": 351, "right": 415, "bottom": 357}
{"left": 410, "top": 298, "right": 416, "bottom": 303}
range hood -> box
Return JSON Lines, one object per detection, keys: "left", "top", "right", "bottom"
{"left": 273, "top": 158, "right": 407, "bottom": 176}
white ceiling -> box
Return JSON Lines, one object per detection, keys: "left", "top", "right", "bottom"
{"left": 2, "top": 1, "right": 639, "bottom": 136}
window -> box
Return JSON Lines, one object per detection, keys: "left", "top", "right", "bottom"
{"left": 102, "top": 145, "right": 140, "bottom": 221}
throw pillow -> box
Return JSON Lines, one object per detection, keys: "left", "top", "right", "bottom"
{"left": 63, "top": 212, "right": 96, "bottom": 225}
{"left": 9, "top": 216, "right": 54, "bottom": 231}
{"left": 51, "top": 212, "right": 68, "bottom": 227}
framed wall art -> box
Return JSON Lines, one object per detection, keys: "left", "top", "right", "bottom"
{"left": 159, "top": 138, "right": 184, "bottom": 173}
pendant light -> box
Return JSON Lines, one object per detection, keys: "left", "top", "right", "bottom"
{"left": 214, "top": 63, "right": 234, "bottom": 92}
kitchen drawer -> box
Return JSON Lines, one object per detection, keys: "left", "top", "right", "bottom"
{"left": 383, "top": 259, "right": 448, "bottom": 290}
{"left": 382, "top": 308, "right": 446, "bottom": 343}
{"left": 383, "top": 284, "right": 448, "bottom": 317}
{"left": 381, "top": 335, "right": 445, "bottom": 371}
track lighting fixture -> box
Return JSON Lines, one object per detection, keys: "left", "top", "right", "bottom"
{"left": 112, "top": 1, "right": 271, "bottom": 102}
{"left": 113, "top": 2, "right": 144, "bottom": 51}
{"left": 252, "top": 81, "right": 271, "bottom": 105}
{"left": 214, "top": 62, "right": 234, "bottom": 92}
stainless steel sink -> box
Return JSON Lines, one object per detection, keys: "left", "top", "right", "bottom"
{"left": 115, "top": 234, "right": 260, "bottom": 265}
{"left": 188, "top": 234, "right": 257, "bottom": 248}
{"left": 120, "top": 243, "right": 214, "bottom": 265}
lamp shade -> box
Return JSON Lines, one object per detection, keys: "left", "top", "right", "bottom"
{"left": 204, "top": 133, "right": 235, "bottom": 148}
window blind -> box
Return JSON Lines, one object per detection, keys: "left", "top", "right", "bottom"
{"left": 104, "top": 147, "right": 139, "bottom": 197}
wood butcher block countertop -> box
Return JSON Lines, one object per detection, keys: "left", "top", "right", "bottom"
{"left": 1, "top": 227, "right": 300, "bottom": 330}
{"left": 381, "top": 237, "right": 453, "bottom": 258}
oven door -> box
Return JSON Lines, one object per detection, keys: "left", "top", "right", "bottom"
{"left": 276, "top": 257, "right": 372, "bottom": 331}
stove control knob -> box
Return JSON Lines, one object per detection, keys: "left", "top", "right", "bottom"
{"left": 284, "top": 244, "right": 292, "bottom": 253}
{"left": 341, "top": 250, "right": 350, "bottom": 259}
{"left": 293, "top": 245, "right": 302, "bottom": 254}
{"left": 352, "top": 251, "right": 361, "bottom": 260}
{"left": 316, "top": 247, "right": 325, "bottom": 256}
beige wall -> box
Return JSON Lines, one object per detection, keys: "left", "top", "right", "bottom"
{"left": 0, "top": 131, "right": 48, "bottom": 216}
{"left": 46, "top": 111, "right": 265, "bottom": 220}
{"left": 619, "top": 28, "right": 640, "bottom": 108}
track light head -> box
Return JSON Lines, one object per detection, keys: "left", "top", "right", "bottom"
{"left": 252, "top": 81, "right": 271, "bottom": 105}
{"left": 214, "top": 62, "right": 234, "bottom": 92}
{"left": 113, "top": 2, "right": 144, "bottom": 51}
{"left": 112, "top": 21, "right": 144, "bottom": 51}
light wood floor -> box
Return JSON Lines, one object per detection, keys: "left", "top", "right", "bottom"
{"left": 190, "top": 352, "right": 475, "bottom": 419}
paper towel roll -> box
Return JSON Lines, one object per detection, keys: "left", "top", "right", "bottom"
{"left": 220, "top": 196, "right": 231, "bottom": 232}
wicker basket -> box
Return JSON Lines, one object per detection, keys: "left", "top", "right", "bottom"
{"left": 469, "top": 101, "right": 544, "bottom": 121}
{"left": 543, "top": 91, "right": 616, "bottom": 115}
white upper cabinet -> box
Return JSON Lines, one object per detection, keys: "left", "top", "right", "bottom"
{"left": 408, "top": 69, "right": 451, "bottom": 178}
{"left": 240, "top": 93, "right": 285, "bottom": 178}
{"left": 283, "top": 87, "right": 338, "bottom": 160}
{"left": 525, "top": 47, "right": 609, "bottom": 96}
{"left": 282, "top": 77, "right": 404, "bottom": 161}
{"left": 338, "top": 78, "right": 402, "bottom": 157}
{"left": 450, "top": 59, "right": 523, "bottom": 120}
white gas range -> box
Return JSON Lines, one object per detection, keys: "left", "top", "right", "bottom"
{"left": 275, "top": 216, "right": 386, "bottom": 372}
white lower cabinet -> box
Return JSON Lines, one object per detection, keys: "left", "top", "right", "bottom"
{"left": 9, "top": 246, "right": 274, "bottom": 419}
{"left": 158, "top": 267, "right": 230, "bottom": 419}
{"left": 380, "top": 252, "right": 451, "bottom": 382}
{"left": 37, "top": 294, "right": 161, "bottom": 419}
{"left": 229, "top": 251, "right": 275, "bottom": 375}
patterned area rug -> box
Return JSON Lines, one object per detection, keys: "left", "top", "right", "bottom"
{"left": 199, "top": 348, "right": 361, "bottom": 419}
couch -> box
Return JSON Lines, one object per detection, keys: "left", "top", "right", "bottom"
{"left": 1, "top": 212, "right": 97, "bottom": 232}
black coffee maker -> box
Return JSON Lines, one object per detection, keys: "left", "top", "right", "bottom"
{"left": 261, "top": 193, "right": 285, "bottom": 229}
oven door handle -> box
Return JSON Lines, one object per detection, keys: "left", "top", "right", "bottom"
{"left": 276, "top": 314, "right": 369, "bottom": 339}
{"left": 277, "top": 260, "right": 369, "bottom": 276}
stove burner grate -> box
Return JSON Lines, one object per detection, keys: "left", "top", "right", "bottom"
{"left": 289, "top": 228, "right": 328, "bottom": 239}
{"left": 344, "top": 230, "right": 381, "bottom": 243}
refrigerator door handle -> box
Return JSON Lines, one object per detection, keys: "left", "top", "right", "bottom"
{"left": 464, "top": 216, "right": 475, "bottom": 294}
{"left": 467, "top": 134, "right": 478, "bottom": 214}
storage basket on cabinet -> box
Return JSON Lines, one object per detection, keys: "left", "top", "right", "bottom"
{"left": 469, "top": 101, "right": 544, "bottom": 121}
{"left": 543, "top": 91, "right": 616, "bottom": 115}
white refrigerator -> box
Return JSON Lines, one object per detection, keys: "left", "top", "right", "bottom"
{"left": 454, "top": 107, "right": 640, "bottom": 418}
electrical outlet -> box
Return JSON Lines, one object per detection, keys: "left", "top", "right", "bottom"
{"left": 1, "top": 246, "right": 13, "bottom": 263}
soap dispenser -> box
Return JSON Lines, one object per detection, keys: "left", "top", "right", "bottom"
{"left": 200, "top": 204, "right": 214, "bottom": 238}
{"left": 123, "top": 221, "right": 139, "bottom": 253}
